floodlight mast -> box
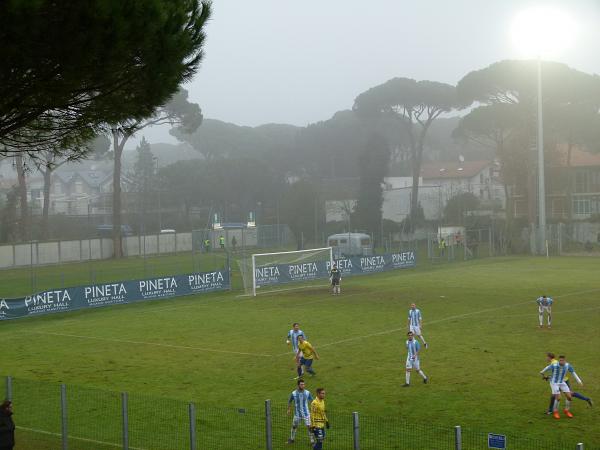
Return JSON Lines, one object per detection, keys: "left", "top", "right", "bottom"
{"left": 536, "top": 57, "right": 546, "bottom": 256}
{"left": 511, "top": 6, "right": 578, "bottom": 256}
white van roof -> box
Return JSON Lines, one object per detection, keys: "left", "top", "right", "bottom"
{"left": 328, "top": 233, "right": 371, "bottom": 239}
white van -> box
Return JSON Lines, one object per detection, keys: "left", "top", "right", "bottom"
{"left": 327, "top": 233, "right": 373, "bottom": 258}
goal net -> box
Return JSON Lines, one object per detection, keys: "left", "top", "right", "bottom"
{"left": 238, "top": 247, "right": 333, "bottom": 296}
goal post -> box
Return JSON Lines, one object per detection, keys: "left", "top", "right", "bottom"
{"left": 240, "top": 247, "right": 334, "bottom": 296}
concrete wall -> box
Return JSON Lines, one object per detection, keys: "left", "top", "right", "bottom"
{"left": 0, "top": 233, "right": 192, "bottom": 269}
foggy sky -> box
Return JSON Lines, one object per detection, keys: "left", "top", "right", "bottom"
{"left": 137, "top": 0, "right": 600, "bottom": 147}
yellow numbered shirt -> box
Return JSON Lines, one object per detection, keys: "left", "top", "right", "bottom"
{"left": 310, "top": 399, "right": 327, "bottom": 428}
{"left": 298, "top": 340, "right": 315, "bottom": 359}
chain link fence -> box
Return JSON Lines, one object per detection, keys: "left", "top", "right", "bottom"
{"left": 4, "top": 376, "right": 594, "bottom": 450}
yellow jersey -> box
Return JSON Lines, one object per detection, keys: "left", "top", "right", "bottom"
{"left": 310, "top": 398, "right": 327, "bottom": 428}
{"left": 298, "top": 340, "right": 315, "bottom": 359}
{"left": 551, "top": 358, "right": 569, "bottom": 381}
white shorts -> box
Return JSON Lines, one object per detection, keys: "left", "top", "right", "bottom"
{"left": 405, "top": 356, "right": 420, "bottom": 370}
{"left": 550, "top": 382, "right": 570, "bottom": 395}
{"left": 293, "top": 415, "right": 311, "bottom": 427}
{"left": 409, "top": 325, "right": 422, "bottom": 336}
{"left": 538, "top": 306, "right": 551, "bottom": 314}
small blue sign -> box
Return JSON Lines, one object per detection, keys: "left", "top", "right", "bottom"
{"left": 488, "top": 433, "right": 506, "bottom": 449}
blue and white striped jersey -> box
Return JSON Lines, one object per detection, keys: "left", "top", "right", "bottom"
{"left": 408, "top": 309, "right": 422, "bottom": 327}
{"left": 536, "top": 296, "right": 553, "bottom": 307}
{"left": 541, "top": 362, "right": 575, "bottom": 383}
{"left": 288, "top": 389, "right": 313, "bottom": 417}
{"left": 287, "top": 329, "right": 305, "bottom": 352}
{"left": 406, "top": 339, "right": 421, "bottom": 358}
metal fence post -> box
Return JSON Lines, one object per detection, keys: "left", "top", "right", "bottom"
{"left": 454, "top": 425, "right": 462, "bottom": 450}
{"left": 122, "top": 392, "right": 129, "bottom": 450}
{"left": 352, "top": 411, "right": 360, "bottom": 450}
{"left": 265, "top": 399, "right": 272, "bottom": 450}
{"left": 576, "top": 444, "right": 584, "bottom": 450}
{"left": 5, "top": 376, "right": 12, "bottom": 401}
{"left": 189, "top": 403, "right": 196, "bottom": 450}
{"left": 60, "top": 384, "right": 68, "bottom": 450}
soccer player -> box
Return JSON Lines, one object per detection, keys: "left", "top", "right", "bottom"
{"left": 407, "top": 303, "right": 428, "bottom": 348}
{"left": 296, "top": 335, "right": 319, "bottom": 378}
{"left": 286, "top": 323, "right": 306, "bottom": 355}
{"left": 310, "top": 388, "right": 328, "bottom": 450}
{"left": 544, "top": 353, "right": 593, "bottom": 414}
{"left": 536, "top": 295, "right": 553, "bottom": 328}
{"left": 287, "top": 379, "right": 315, "bottom": 445}
{"left": 403, "top": 331, "right": 428, "bottom": 387}
{"left": 540, "top": 355, "right": 583, "bottom": 419}
{"left": 329, "top": 264, "right": 341, "bottom": 295}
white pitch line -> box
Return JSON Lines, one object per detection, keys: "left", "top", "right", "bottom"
{"left": 279, "top": 287, "right": 600, "bottom": 356}
{"left": 500, "top": 305, "right": 600, "bottom": 318}
{"left": 14, "top": 287, "right": 600, "bottom": 360}
{"left": 17, "top": 426, "right": 147, "bottom": 450}
{"left": 23, "top": 331, "right": 273, "bottom": 357}
{"left": 235, "top": 283, "right": 329, "bottom": 298}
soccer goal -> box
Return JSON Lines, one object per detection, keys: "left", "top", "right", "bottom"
{"left": 238, "top": 247, "right": 333, "bottom": 296}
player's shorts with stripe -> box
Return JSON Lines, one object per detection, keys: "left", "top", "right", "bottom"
{"left": 331, "top": 279, "right": 340, "bottom": 286}
{"left": 538, "top": 306, "right": 551, "bottom": 313}
{"left": 405, "top": 356, "right": 420, "bottom": 370}
{"left": 550, "top": 381, "right": 570, "bottom": 395}
{"left": 293, "top": 415, "right": 311, "bottom": 427}
{"left": 409, "top": 325, "right": 422, "bottom": 336}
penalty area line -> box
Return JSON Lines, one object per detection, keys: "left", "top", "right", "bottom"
{"left": 17, "top": 426, "right": 147, "bottom": 450}
{"left": 22, "top": 331, "right": 273, "bottom": 357}
{"left": 235, "top": 283, "right": 330, "bottom": 298}
{"left": 284, "top": 287, "right": 600, "bottom": 355}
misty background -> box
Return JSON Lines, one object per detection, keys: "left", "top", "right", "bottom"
{"left": 139, "top": 0, "right": 600, "bottom": 145}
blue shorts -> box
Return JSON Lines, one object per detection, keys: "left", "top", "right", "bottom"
{"left": 313, "top": 427, "right": 326, "bottom": 441}
{"left": 300, "top": 358, "right": 313, "bottom": 367}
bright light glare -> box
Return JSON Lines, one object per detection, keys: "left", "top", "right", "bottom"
{"left": 510, "top": 6, "right": 577, "bottom": 58}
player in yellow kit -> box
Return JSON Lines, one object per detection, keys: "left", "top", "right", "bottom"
{"left": 296, "top": 335, "right": 319, "bottom": 378}
{"left": 310, "top": 388, "right": 328, "bottom": 450}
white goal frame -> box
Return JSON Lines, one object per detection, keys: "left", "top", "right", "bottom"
{"left": 251, "top": 247, "right": 333, "bottom": 296}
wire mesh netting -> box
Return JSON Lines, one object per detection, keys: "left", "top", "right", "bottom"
{"left": 5, "top": 377, "right": 597, "bottom": 449}
{"left": 12, "top": 377, "right": 63, "bottom": 449}
{"left": 196, "top": 404, "right": 264, "bottom": 449}
{"left": 359, "top": 414, "right": 455, "bottom": 450}
{"left": 66, "top": 384, "right": 122, "bottom": 450}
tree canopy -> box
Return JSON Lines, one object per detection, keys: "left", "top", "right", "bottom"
{"left": 353, "top": 133, "right": 390, "bottom": 238}
{"left": 0, "top": 0, "right": 211, "bottom": 152}
{"left": 456, "top": 59, "right": 600, "bottom": 226}
{"left": 353, "top": 77, "right": 457, "bottom": 224}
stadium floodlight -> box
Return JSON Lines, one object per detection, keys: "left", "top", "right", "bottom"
{"left": 510, "top": 6, "right": 578, "bottom": 255}
{"left": 510, "top": 6, "right": 577, "bottom": 59}
{"left": 239, "top": 247, "right": 333, "bottom": 296}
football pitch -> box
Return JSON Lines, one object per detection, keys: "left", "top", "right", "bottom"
{"left": 1, "top": 256, "right": 599, "bottom": 449}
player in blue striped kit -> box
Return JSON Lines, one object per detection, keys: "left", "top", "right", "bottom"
{"left": 403, "top": 331, "right": 429, "bottom": 387}
{"left": 286, "top": 323, "right": 305, "bottom": 354}
{"left": 287, "top": 322, "right": 305, "bottom": 371}
{"left": 544, "top": 353, "right": 592, "bottom": 414}
{"left": 536, "top": 295, "right": 553, "bottom": 328}
{"left": 287, "top": 379, "right": 315, "bottom": 445}
{"left": 407, "top": 303, "right": 428, "bottom": 348}
{"left": 540, "top": 355, "right": 583, "bottom": 419}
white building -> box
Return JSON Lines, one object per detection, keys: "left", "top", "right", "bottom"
{"left": 325, "top": 160, "right": 505, "bottom": 224}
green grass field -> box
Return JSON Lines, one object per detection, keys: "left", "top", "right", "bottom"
{"left": 1, "top": 256, "right": 599, "bottom": 449}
